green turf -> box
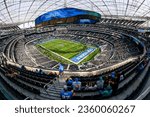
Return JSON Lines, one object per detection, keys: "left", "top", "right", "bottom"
{"left": 39, "top": 39, "right": 87, "bottom": 59}
{"left": 36, "top": 39, "right": 100, "bottom": 64}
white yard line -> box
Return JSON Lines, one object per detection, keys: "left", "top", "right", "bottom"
{"left": 40, "top": 45, "right": 97, "bottom": 65}
{"left": 39, "top": 45, "right": 76, "bottom": 64}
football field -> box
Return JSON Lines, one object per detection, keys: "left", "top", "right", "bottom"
{"left": 36, "top": 39, "right": 100, "bottom": 64}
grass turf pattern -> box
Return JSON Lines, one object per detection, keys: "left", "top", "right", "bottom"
{"left": 36, "top": 39, "right": 100, "bottom": 64}
{"left": 40, "top": 39, "right": 87, "bottom": 59}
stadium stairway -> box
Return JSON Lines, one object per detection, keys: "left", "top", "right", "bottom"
{"left": 0, "top": 67, "right": 63, "bottom": 100}
{"left": 36, "top": 78, "right": 65, "bottom": 100}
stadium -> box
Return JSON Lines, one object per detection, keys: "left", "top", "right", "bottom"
{"left": 0, "top": 0, "right": 150, "bottom": 100}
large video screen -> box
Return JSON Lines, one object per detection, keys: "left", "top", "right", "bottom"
{"left": 35, "top": 8, "right": 101, "bottom": 26}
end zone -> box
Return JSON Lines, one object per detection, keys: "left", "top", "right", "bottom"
{"left": 71, "top": 48, "right": 96, "bottom": 64}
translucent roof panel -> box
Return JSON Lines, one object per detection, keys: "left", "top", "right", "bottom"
{"left": 0, "top": 0, "right": 150, "bottom": 25}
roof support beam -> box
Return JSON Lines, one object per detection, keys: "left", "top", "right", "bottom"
{"left": 88, "top": 0, "right": 106, "bottom": 16}
{"left": 3, "top": 0, "right": 13, "bottom": 23}
{"left": 133, "top": 0, "right": 145, "bottom": 16}
{"left": 24, "top": 0, "right": 36, "bottom": 22}
{"left": 101, "top": 0, "right": 112, "bottom": 16}
{"left": 124, "top": 0, "right": 130, "bottom": 16}
{"left": 28, "top": 0, "right": 49, "bottom": 21}
{"left": 114, "top": 0, "right": 118, "bottom": 16}
{"left": 18, "top": 0, "right": 22, "bottom": 22}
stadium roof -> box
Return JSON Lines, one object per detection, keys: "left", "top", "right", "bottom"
{"left": 0, "top": 0, "right": 150, "bottom": 25}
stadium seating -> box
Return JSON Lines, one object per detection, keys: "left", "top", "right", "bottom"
{"left": 0, "top": 23, "right": 150, "bottom": 100}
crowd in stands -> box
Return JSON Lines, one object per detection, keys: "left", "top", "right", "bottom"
{"left": 60, "top": 70, "right": 126, "bottom": 99}
{"left": 0, "top": 23, "right": 150, "bottom": 100}
{"left": 60, "top": 55, "right": 150, "bottom": 100}
{"left": 2, "top": 23, "right": 142, "bottom": 72}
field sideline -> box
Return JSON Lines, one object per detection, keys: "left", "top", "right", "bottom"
{"left": 36, "top": 39, "right": 100, "bottom": 64}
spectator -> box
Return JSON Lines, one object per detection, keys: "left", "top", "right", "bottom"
{"left": 137, "top": 63, "right": 144, "bottom": 72}
{"left": 72, "top": 78, "right": 81, "bottom": 91}
{"left": 60, "top": 85, "right": 74, "bottom": 100}
{"left": 66, "top": 78, "right": 73, "bottom": 86}
{"left": 92, "top": 84, "right": 98, "bottom": 90}
{"left": 20, "top": 65, "right": 25, "bottom": 71}
{"left": 85, "top": 84, "right": 89, "bottom": 90}
{"left": 96, "top": 76, "right": 104, "bottom": 90}
{"left": 35, "top": 69, "right": 39, "bottom": 73}
{"left": 39, "top": 69, "right": 44, "bottom": 74}
{"left": 111, "top": 71, "right": 116, "bottom": 79}
{"left": 100, "top": 83, "right": 113, "bottom": 97}
{"left": 59, "top": 63, "right": 64, "bottom": 77}
{"left": 119, "top": 74, "right": 124, "bottom": 81}
{"left": 110, "top": 77, "right": 119, "bottom": 94}
{"left": 1, "top": 56, "right": 7, "bottom": 67}
{"left": 5, "top": 68, "right": 18, "bottom": 78}
{"left": 85, "top": 84, "right": 97, "bottom": 91}
{"left": 116, "top": 72, "right": 122, "bottom": 83}
{"left": 35, "top": 68, "right": 44, "bottom": 74}
{"left": 48, "top": 72, "right": 56, "bottom": 79}
{"left": 104, "top": 76, "right": 109, "bottom": 87}
{"left": 66, "top": 78, "right": 73, "bottom": 90}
